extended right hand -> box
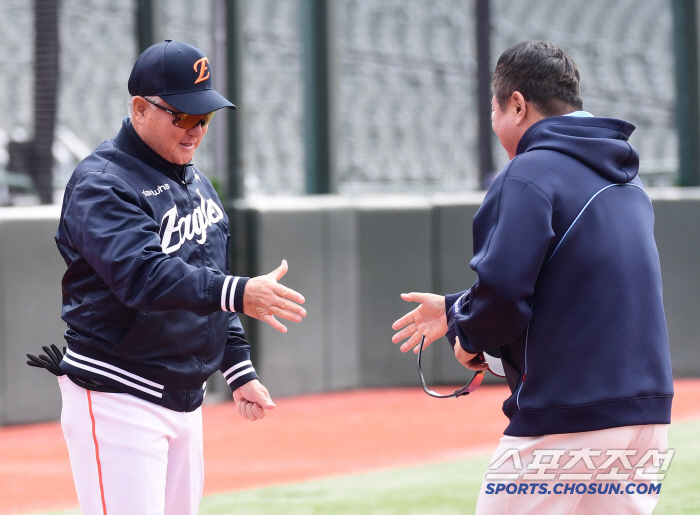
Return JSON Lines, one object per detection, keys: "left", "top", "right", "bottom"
{"left": 391, "top": 292, "right": 448, "bottom": 353}
{"left": 243, "top": 260, "right": 306, "bottom": 333}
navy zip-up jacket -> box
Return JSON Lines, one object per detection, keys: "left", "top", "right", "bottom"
{"left": 56, "top": 118, "right": 258, "bottom": 412}
{"left": 445, "top": 115, "right": 673, "bottom": 437}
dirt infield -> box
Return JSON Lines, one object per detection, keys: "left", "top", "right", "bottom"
{"left": 1, "top": 379, "right": 699, "bottom": 515}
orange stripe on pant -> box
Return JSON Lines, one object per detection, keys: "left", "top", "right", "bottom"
{"left": 86, "top": 390, "right": 108, "bottom": 515}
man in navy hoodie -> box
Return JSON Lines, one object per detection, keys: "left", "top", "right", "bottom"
{"left": 392, "top": 41, "right": 673, "bottom": 514}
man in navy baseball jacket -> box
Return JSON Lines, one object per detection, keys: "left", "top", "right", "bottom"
{"left": 52, "top": 40, "right": 306, "bottom": 515}
{"left": 392, "top": 41, "right": 673, "bottom": 514}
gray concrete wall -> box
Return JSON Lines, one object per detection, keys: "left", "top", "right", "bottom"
{"left": 432, "top": 195, "right": 492, "bottom": 384}
{"left": 1, "top": 189, "right": 699, "bottom": 424}
{"left": 648, "top": 189, "right": 700, "bottom": 377}
{"left": 247, "top": 205, "right": 328, "bottom": 396}
{"left": 0, "top": 206, "right": 64, "bottom": 425}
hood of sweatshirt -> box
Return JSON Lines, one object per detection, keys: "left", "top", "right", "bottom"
{"left": 516, "top": 116, "right": 639, "bottom": 184}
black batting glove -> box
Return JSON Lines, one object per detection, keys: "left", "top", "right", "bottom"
{"left": 26, "top": 344, "right": 66, "bottom": 376}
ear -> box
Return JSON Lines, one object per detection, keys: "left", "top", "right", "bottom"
{"left": 131, "top": 96, "right": 150, "bottom": 125}
{"left": 511, "top": 91, "right": 528, "bottom": 125}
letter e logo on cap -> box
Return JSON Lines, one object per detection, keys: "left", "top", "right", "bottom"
{"left": 193, "top": 58, "right": 210, "bottom": 85}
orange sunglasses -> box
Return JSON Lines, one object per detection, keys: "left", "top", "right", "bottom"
{"left": 143, "top": 97, "right": 215, "bottom": 129}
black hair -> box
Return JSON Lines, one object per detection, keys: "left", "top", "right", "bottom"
{"left": 492, "top": 41, "right": 583, "bottom": 117}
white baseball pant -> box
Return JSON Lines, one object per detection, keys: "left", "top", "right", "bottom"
{"left": 58, "top": 375, "right": 204, "bottom": 515}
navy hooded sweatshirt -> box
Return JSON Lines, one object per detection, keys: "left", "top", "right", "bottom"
{"left": 445, "top": 115, "right": 673, "bottom": 437}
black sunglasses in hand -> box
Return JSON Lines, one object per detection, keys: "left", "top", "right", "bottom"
{"left": 417, "top": 335, "right": 485, "bottom": 398}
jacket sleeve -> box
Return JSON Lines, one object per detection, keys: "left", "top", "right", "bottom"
{"left": 444, "top": 290, "right": 469, "bottom": 347}
{"left": 218, "top": 230, "right": 258, "bottom": 392}
{"left": 62, "top": 171, "right": 248, "bottom": 314}
{"left": 452, "top": 171, "right": 554, "bottom": 354}
{"left": 219, "top": 313, "right": 259, "bottom": 392}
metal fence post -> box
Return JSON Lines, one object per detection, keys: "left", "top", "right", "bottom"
{"left": 225, "top": 0, "right": 245, "bottom": 201}
{"left": 7, "top": 0, "right": 59, "bottom": 205}
{"left": 673, "top": 0, "right": 700, "bottom": 186}
{"left": 136, "top": 0, "right": 155, "bottom": 53}
{"left": 476, "top": 0, "right": 494, "bottom": 189}
{"left": 301, "top": 0, "right": 336, "bottom": 194}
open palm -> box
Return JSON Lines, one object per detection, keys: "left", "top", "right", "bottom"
{"left": 391, "top": 292, "right": 448, "bottom": 353}
{"left": 243, "top": 260, "right": 306, "bottom": 333}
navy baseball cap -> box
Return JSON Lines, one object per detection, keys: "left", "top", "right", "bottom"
{"left": 128, "top": 40, "right": 236, "bottom": 115}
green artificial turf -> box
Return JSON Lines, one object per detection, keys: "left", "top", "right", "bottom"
{"left": 654, "top": 418, "right": 700, "bottom": 515}
{"left": 199, "top": 455, "right": 491, "bottom": 515}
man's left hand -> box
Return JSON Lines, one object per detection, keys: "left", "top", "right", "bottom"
{"left": 392, "top": 292, "right": 448, "bottom": 353}
{"left": 233, "top": 379, "right": 275, "bottom": 421}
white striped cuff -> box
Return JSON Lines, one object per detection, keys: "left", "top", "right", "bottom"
{"left": 223, "top": 360, "right": 256, "bottom": 385}
{"left": 220, "top": 276, "right": 242, "bottom": 312}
